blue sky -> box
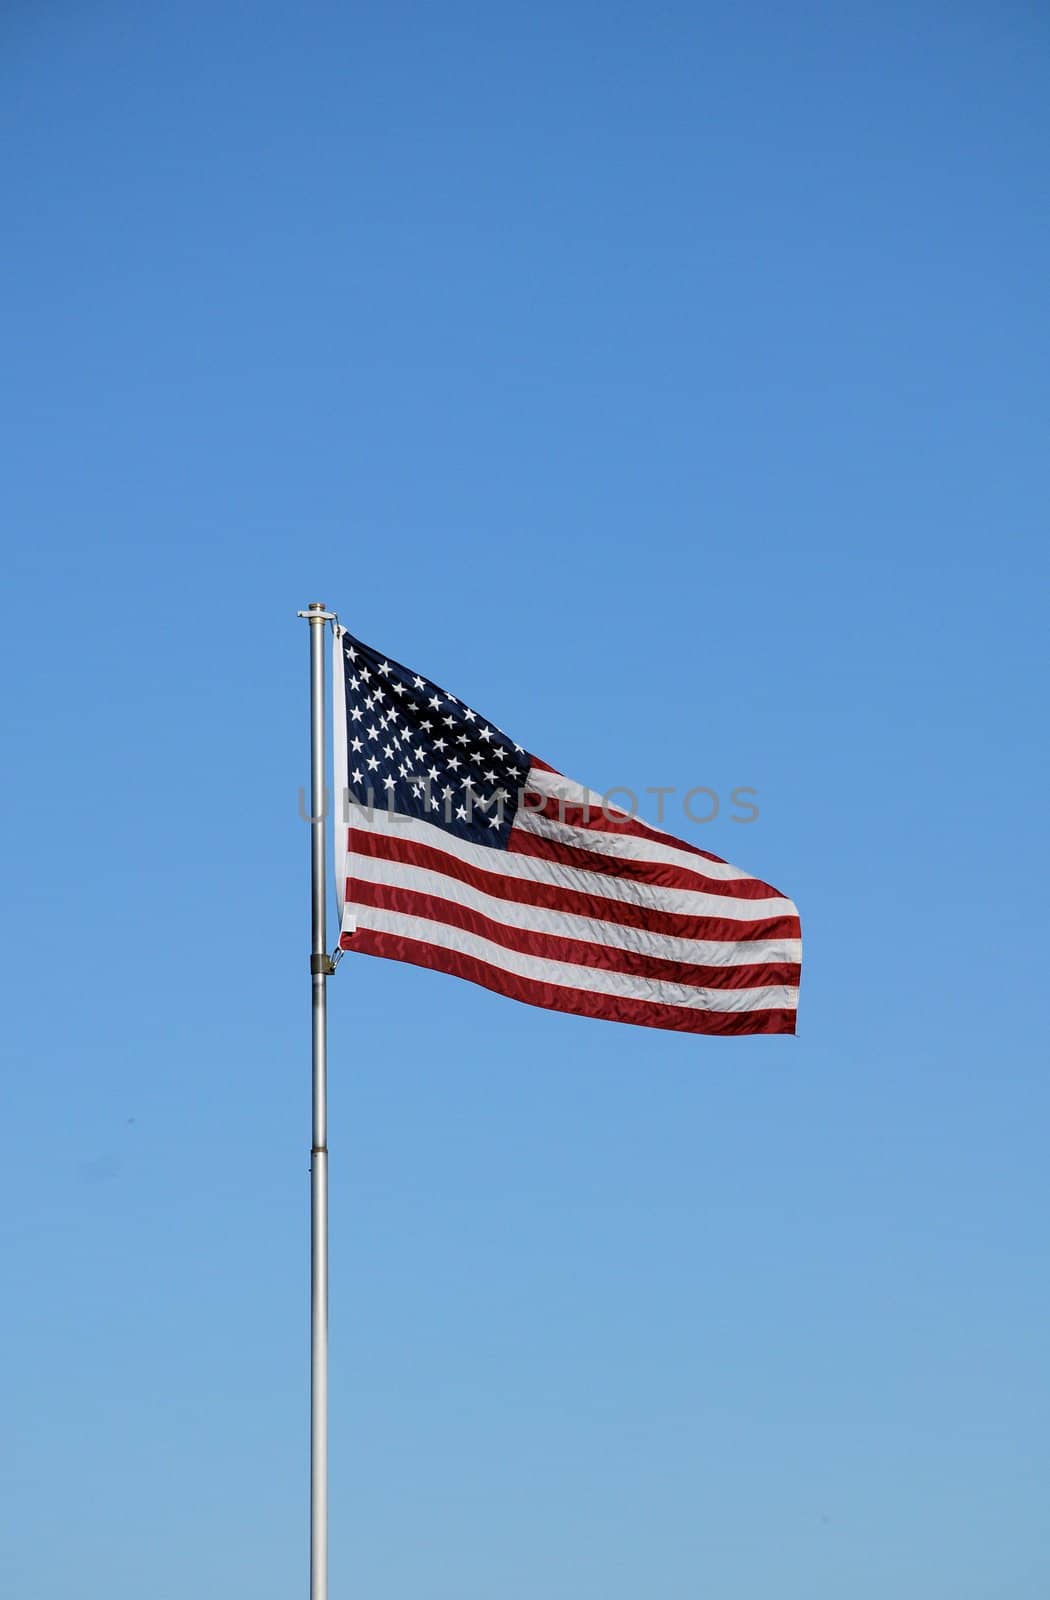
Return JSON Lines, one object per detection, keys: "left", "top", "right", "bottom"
{"left": 2, "top": 3, "right": 1048, "bottom": 1596}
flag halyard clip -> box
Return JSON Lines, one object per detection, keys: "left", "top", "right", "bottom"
{"left": 310, "top": 951, "right": 343, "bottom": 976}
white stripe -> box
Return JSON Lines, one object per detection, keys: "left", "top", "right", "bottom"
{"left": 358, "top": 905, "right": 798, "bottom": 1013}
{"left": 346, "top": 803, "right": 797, "bottom": 924}
{"left": 517, "top": 802, "right": 756, "bottom": 884}
{"left": 332, "top": 625, "right": 349, "bottom": 918}
{"left": 525, "top": 768, "right": 779, "bottom": 885}
{"left": 527, "top": 766, "right": 609, "bottom": 809}
{"left": 351, "top": 851, "right": 801, "bottom": 968}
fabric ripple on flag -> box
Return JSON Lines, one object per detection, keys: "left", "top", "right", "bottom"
{"left": 332, "top": 627, "right": 801, "bottom": 1036}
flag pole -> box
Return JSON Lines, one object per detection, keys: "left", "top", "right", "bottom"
{"left": 300, "top": 599, "right": 335, "bottom": 1600}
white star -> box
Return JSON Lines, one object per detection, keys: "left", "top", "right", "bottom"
{"left": 514, "top": 744, "right": 524, "bottom": 754}
{"left": 366, "top": 755, "right": 379, "bottom": 771}
{"left": 455, "top": 804, "right": 467, "bottom": 821}
{"left": 350, "top": 736, "right": 363, "bottom": 753}
{"left": 479, "top": 726, "right": 493, "bottom": 742}
{"left": 360, "top": 667, "right": 372, "bottom": 682}
{"left": 427, "top": 765, "right": 439, "bottom": 781}
{"left": 366, "top": 725, "right": 379, "bottom": 740}
{"left": 420, "top": 719, "right": 433, "bottom": 732}
{"left": 484, "top": 768, "right": 497, "bottom": 783}
{"left": 350, "top": 707, "right": 363, "bottom": 723}
{"left": 378, "top": 660, "right": 391, "bottom": 677}
{"left": 349, "top": 674, "right": 360, "bottom": 691}
{"left": 412, "top": 675, "right": 425, "bottom": 690}
{"left": 428, "top": 695, "right": 441, "bottom": 710}
{"left": 351, "top": 767, "right": 363, "bottom": 784}
{"left": 345, "top": 644, "right": 357, "bottom": 661}
{"left": 434, "top": 737, "right": 447, "bottom": 751}
{"left": 383, "top": 744, "right": 394, "bottom": 759}
{"left": 463, "top": 708, "right": 476, "bottom": 722}
{"left": 488, "top": 813, "right": 501, "bottom": 828}
{"left": 456, "top": 733, "right": 470, "bottom": 745}
{"left": 392, "top": 682, "right": 406, "bottom": 697}
{"left": 383, "top": 774, "right": 395, "bottom": 791}
{"left": 442, "top": 715, "right": 455, "bottom": 728}
{"left": 442, "top": 784, "right": 454, "bottom": 800}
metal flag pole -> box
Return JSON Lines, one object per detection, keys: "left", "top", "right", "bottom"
{"left": 299, "top": 600, "right": 336, "bottom": 1600}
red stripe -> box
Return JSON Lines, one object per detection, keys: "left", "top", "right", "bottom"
{"left": 525, "top": 782, "right": 731, "bottom": 866}
{"left": 348, "top": 879, "right": 800, "bottom": 991}
{"left": 349, "top": 828, "right": 801, "bottom": 944}
{"left": 348, "top": 927, "right": 797, "bottom": 1037}
{"left": 510, "top": 819, "right": 779, "bottom": 899}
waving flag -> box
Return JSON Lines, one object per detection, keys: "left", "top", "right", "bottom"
{"left": 333, "top": 627, "right": 800, "bottom": 1036}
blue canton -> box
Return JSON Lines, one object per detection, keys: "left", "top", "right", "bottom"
{"left": 340, "top": 630, "right": 531, "bottom": 848}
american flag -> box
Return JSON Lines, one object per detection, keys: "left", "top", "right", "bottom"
{"left": 333, "top": 626, "right": 801, "bottom": 1036}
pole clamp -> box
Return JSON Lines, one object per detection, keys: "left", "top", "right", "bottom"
{"left": 310, "top": 953, "right": 337, "bottom": 976}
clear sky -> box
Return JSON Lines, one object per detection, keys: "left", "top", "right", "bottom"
{"left": 2, "top": 4, "right": 1048, "bottom": 1597}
